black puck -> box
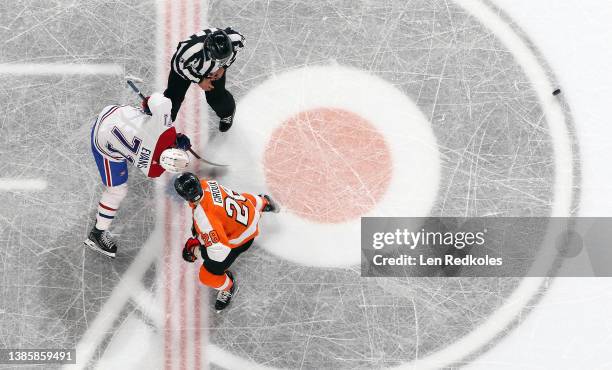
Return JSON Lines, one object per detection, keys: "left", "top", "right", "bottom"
{"left": 552, "top": 89, "right": 561, "bottom": 96}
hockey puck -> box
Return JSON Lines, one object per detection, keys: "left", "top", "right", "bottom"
{"left": 552, "top": 89, "right": 561, "bottom": 96}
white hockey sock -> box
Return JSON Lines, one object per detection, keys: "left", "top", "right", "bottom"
{"left": 95, "top": 184, "right": 128, "bottom": 231}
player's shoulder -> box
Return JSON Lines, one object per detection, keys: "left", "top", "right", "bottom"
{"left": 97, "top": 104, "right": 131, "bottom": 124}
{"left": 98, "top": 104, "right": 119, "bottom": 116}
{"left": 148, "top": 93, "right": 171, "bottom": 109}
{"left": 201, "top": 179, "right": 226, "bottom": 207}
{"left": 200, "top": 178, "right": 210, "bottom": 191}
{"left": 146, "top": 93, "right": 173, "bottom": 122}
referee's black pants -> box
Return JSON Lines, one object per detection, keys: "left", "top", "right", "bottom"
{"left": 163, "top": 69, "right": 236, "bottom": 122}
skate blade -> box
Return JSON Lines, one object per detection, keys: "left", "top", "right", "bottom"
{"left": 83, "top": 239, "right": 116, "bottom": 259}
{"left": 215, "top": 286, "right": 239, "bottom": 313}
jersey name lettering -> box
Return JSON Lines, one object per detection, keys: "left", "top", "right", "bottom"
{"left": 137, "top": 147, "right": 152, "bottom": 168}
{"left": 208, "top": 181, "right": 224, "bottom": 206}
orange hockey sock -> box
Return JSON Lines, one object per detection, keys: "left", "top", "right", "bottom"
{"left": 199, "top": 266, "right": 232, "bottom": 291}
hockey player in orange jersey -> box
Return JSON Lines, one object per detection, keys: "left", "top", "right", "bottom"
{"left": 174, "top": 172, "right": 280, "bottom": 311}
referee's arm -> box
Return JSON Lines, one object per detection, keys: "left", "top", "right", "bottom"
{"left": 165, "top": 38, "right": 207, "bottom": 121}
{"left": 171, "top": 41, "right": 205, "bottom": 83}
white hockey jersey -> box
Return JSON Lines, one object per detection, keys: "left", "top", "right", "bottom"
{"left": 92, "top": 93, "right": 177, "bottom": 178}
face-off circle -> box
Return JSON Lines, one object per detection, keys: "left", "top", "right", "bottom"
{"left": 204, "top": 1, "right": 579, "bottom": 368}
{"left": 264, "top": 108, "right": 393, "bottom": 224}
{"left": 216, "top": 65, "right": 441, "bottom": 267}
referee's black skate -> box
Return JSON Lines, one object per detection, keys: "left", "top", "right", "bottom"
{"left": 84, "top": 227, "right": 118, "bottom": 258}
{"left": 218, "top": 114, "right": 234, "bottom": 132}
{"left": 215, "top": 271, "right": 237, "bottom": 312}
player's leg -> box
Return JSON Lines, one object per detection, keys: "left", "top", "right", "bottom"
{"left": 243, "top": 192, "right": 281, "bottom": 213}
{"left": 205, "top": 73, "right": 236, "bottom": 132}
{"left": 95, "top": 183, "right": 128, "bottom": 231}
{"left": 198, "top": 266, "right": 233, "bottom": 290}
{"left": 259, "top": 194, "right": 280, "bottom": 213}
{"left": 163, "top": 69, "right": 191, "bottom": 122}
{"left": 85, "top": 131, "right": 129, "bottom": 258}
{"left": 198, "top": 266, "right": 237, "bottom": 312}
{"left": 198, "top": 239, "right": 254, "bottom": 311}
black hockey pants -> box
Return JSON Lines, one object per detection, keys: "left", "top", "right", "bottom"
{"left": 163, "top": 69, "right": 236, "bottom": 122}
{"left": 200, "top": 238, "right": 254, "bottom": 275}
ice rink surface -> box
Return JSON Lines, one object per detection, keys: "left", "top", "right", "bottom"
{"left": 0, "top": 0, "right": 609, "bottom": 369}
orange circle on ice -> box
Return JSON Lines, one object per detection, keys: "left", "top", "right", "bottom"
{"left": 264, "top": 108, "right": 393, "bottom": 223}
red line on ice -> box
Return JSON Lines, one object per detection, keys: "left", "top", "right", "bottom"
{"left": 193, "top": 0, "right": 203, "bottom": 368}
{"left": 178, "top": 1, "right": 188, "bottom": 369}
{"left": 163, "top": 1, "right": 174, "bottom": 369}
{"left": 163, "top": 2, "right": 206, "bottom": 369}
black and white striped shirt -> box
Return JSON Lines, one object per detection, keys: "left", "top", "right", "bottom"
{"left": 171, "top": 27, "right": 245, "bottom": 83}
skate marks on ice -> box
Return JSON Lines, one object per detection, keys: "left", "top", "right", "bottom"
{"left": 219, "top": 65, "right": 440, "bottom": 267}
{"left": 0, "top": 0, "right": 159, "bottom": 367}
{"left": 0, "top": 0, "right": 582, "bottom": 369}
{"left": 0, "top": 179, "right": 47, "bottom": 191}
{"left": 205, "top": 0, "right": 579, "bottom": 368}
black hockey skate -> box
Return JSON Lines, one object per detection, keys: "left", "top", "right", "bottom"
{"left": 84, "top": 227, "right": 118, "bottom": 258}
{"left": 215, "top": 271, "right": 238, "bottom": 312}
{"left": 260, "top": 194, "right": 280, "bottom": 213}
{"left": 219, "top": 114, "right": 234, "bottom": 132}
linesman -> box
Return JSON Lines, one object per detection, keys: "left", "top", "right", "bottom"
{"left": 164, "top": 27, "right": 245, "bottom": 132}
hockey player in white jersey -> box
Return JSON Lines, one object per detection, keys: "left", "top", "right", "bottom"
{"left": 85, "top": 93, "right": 191, "bottom": 258}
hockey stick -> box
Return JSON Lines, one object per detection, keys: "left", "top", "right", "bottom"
{"left": 124, "top": 76, "right": 229, "bottom": 167}
{"left": 126, "top": 80, "right": 146, "bottom": 101}
{"left": 186, "top": 148, "right": 229, "bottom": 167}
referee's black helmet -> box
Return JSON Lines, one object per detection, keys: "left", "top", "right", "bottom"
{"left": 204, "top": 30, "right": 233, "bottom": 61}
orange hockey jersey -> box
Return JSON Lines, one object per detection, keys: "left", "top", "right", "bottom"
{"left": 191, "top": 179, "right": 264, "bottom": 263}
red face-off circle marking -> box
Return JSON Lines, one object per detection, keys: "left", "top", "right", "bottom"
{"left": 264, "top": 108, "right": 393, "bottom": 223}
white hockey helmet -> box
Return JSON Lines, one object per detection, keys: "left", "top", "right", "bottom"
{"left": 159, "top": 148, "right": 190, "bottom": 173}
